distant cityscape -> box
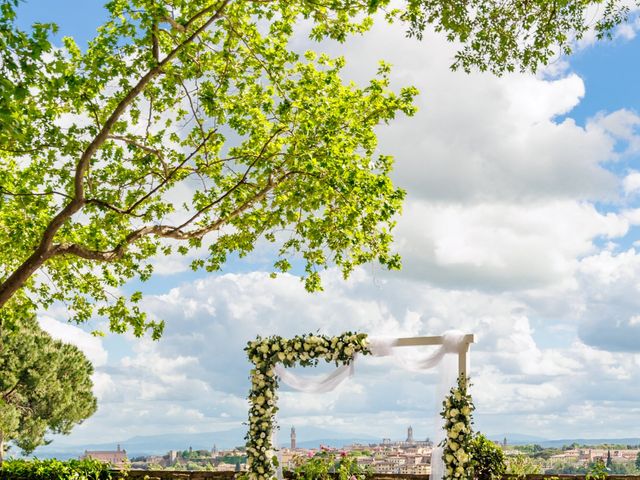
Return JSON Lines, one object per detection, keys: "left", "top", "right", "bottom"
{"left": 79, "top": 427, "right": 640, "bottom": 475}
{"left": 82, "top": 426, "right": 435, "bottom": 474}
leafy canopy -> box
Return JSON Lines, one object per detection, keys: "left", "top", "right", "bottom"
{"left": 0, "top": 0, "right": 635, "bottom": 337}
{"left": 0, "top": 316, "right": 97, "bottom": 462}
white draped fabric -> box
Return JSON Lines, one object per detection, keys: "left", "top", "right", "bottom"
{"left": 273, "top": 330, "right": 470, "bottom": 480}
{"left": 274, "top": 362, "right": 355, "bottom": 393}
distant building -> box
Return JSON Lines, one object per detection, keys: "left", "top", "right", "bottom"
{"left": 81, "top": 444, "right": 128, "bottom": 468}
{"left": 291, "top": 426, "right": 296, "bottom": 450}
{"left": 406, "top": 426, "right": 414, "bottom": 444}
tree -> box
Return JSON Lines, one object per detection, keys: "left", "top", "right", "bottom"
{"left": 0, "top": 316, "right": 97, "bottom": 464}
{"left": 0, "top": 0, "right": 635, "bottom": 337}
{"left": 635, "top": 451, "right": 640, "bottom": 470}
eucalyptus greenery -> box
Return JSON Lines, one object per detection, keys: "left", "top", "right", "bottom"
{"left": 0, "top": 0, "right": 636, "bottom": 338}
{"left": 244, "top": 332, "right": 370, "bottom": 480}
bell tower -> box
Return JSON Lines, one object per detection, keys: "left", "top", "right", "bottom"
{"left": 406, "top": 426, "right": 414, "bottom": 443}
{"left": 290, "top": 426, "right": 296, "bottom": 450}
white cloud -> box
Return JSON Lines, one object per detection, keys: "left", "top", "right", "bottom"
{"left": 33, "top": 265, "right": 639, "bottom": 446}
{"left": 38, "top": 315, "right": 108, "bottom": 367}
{"left": 574, "top": 248, "right": 640, "bottom": 352}
{"left": 614, "top": 13, "right": 640, "bottom": 41}
{"left": 394, "top": 200, "right": 628, "bottom": 290}
{"left": 304, "top": 22, "right": 630, "bottom": 206}
{"left": 623, "top": 170, "right": 640, "bottom": 195}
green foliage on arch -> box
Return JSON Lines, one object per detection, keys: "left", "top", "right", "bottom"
{"left": 244, "top": 332, "right": 370, "bottom": 480}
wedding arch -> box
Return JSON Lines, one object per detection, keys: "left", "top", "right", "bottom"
{"left": 244, "top": 331, "right": 474, "bottom": 480}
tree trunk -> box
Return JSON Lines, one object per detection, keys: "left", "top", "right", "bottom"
{"left": 0, "top": 249, "right": 50, "bottom": 311}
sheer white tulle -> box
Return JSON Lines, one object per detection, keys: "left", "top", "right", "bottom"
{"left": 271, "top": 362, "right": 357, "bottom": 478}
{"left": 429, "top": 332, "right": 466, "bottom": 480}
{"left": 273, "top": 330, "right": 469, "bottom": 480}
{"left": 274, "top": 362, "right": 355, "bottom": 394}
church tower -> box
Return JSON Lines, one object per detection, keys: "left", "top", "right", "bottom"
{"left": 406, "top": 426, "right": 414, "bottom": 443}
{"left": 290, "top": 426, "right": 296, "bottom": 450}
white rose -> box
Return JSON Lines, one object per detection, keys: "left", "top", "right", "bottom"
{"left": 455, "top": 451, "right": 468, "bottom": 463}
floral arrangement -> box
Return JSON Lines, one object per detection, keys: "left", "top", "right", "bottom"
{"left": 441, "top": 374, "right": 474, "bottom": 480}
{"left": 244, "top": 332, "right": 370, "bottom": 480}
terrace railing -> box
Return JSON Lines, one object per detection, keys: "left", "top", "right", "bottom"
{"left": 115, "top": 471, "right": 640, "bottom": 480}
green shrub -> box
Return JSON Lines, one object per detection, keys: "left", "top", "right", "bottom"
{"left": 506, "top": 454, "right": 542, "bottom": 478}
{"left": 586, "top": 460, "right": 609, "bottom": 480}
{"left": 470, "top": 434, "right": 505, "bottom": 480}
{"left": 0, "top": 458, "right": 112, "bottom": 480}
{"left": 291, "top": 449, "right": 370, "bottom": 480}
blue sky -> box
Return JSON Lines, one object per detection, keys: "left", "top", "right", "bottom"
{"left": 12, "top": 0, "right": 640, "bottom": 453}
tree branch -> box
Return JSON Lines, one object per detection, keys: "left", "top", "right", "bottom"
{"left": 92, "top": 129, "right": 217, "bottom": 217}
{"left": 152, "top": 23, "right": 160, "bottom": 62}
{"left": 0, "top": 187, "right": 72, "bottom": 200}
{"left": 1, "top": 382, "right": 20, "bottom": 402}
{"left": 52, "top": 171, "right": 288, "bottom": 263}
{"left": 174, "top": 127, "right": 285, "bottom": 231}
{"left": 0, "top": 0, "right": 232, "bottom": 310}
{"left": 163, "top": 15, "right": 186, "bottom": 32}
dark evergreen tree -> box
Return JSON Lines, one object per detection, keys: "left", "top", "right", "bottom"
{"left": 0, "top": 316, "right": 97, "bottom": 464}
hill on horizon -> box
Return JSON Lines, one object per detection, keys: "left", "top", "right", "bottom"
{"left": 489, "top": 433, "right": 640, "bottom": 448}
{"left": 28, "top": 426, "right": 379, "bottom": 459}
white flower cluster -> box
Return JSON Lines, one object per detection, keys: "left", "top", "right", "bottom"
{"left": 244, "top": 332, "right": 370, "bottom": 480}
{"left": 441, "top": 375, "right": 474, "bottom": 480}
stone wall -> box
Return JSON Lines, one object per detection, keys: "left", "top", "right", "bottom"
{"left": 115, "top": 471, "right": 640, "bottom": 480}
